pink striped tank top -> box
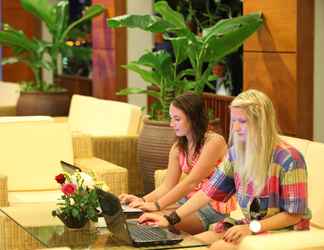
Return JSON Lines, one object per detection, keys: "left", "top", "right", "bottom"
{"left": 179, "top": 150, "right": 236, "bottom": 214}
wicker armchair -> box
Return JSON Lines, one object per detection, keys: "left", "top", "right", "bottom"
{"left": 0, "top": 121, "right": 127, "bottom": 207}
{"left": 62, "top": 94, "right": 144, "bottom": 195}
{"left": 91, "top": 135, "right": 143, "bottom": 195}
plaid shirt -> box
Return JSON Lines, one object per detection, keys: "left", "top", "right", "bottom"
{"left": 202, "top": 141, "right": 311, "bottom": 231}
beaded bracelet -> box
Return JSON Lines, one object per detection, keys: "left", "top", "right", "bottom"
{"left": 163, "top": 211, "right": 181, "bottom": 226}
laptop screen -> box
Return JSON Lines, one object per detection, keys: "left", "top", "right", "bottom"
{"left": 60, "top": 160, "right": 82, "bottom": 174}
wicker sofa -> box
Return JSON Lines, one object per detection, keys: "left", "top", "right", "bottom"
{"left": 155, "top": 136, "right": 324, "bottom": 250}
{"left": 0, "top": 120, "right": 127, "bottom": 207}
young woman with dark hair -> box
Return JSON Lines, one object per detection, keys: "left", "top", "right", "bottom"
{"left": 119, "top": 92, "right": 236, "bottom": 234}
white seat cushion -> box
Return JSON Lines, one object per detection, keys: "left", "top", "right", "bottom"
{"left": 0, "top": 116, "right": 53, "bottom": 123}
{"left": 8, "top": 190, "right": 61, "bottom": 206}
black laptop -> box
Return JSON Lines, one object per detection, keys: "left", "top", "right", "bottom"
{"left": 96, "top": 188, "right": 183, "bottom": 247}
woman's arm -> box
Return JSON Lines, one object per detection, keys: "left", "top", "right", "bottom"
{"left": 138, "top": 190, "right": 212, "bottom": 226}
{"left": 156, "top": 134, "right": 227, "bottom": 209}
{"left": 260, "top": 211, "right": 303, "bottom": 231}
{"left": 223, "top": 212, "right": 303, "bottom": 243}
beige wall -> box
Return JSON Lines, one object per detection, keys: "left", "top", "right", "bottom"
{"left": 314, "top": 0, "right": 324, "bottom": 142}
{"left": 127, "top": 1, "right": 153, "bottom": 108}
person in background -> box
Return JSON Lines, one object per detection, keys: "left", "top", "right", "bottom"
{"left": 139, "top": 89, "right": 311, "bottom": 249}
{"left": 120, "top": 92, "right": 236, "bottom": 234}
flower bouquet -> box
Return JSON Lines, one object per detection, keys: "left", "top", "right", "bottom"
{"left": 52, "top": 170, "right": 108, "bottom": 228}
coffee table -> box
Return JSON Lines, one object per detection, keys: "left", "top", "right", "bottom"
{"left": 0, "top": 203, "right": 208, "bottom": 250}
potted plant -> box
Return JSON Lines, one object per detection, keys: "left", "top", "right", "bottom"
{"left": 108, "top": 1, "right": 262, "bottom": 121}
{"left": 0, "top": 0, "right": 105, "bottom": 116}
{"left": 55, "top": 1, "right": 94, "bottom": 97}
{"left": 107, "top": 1, "right": 263, "bottom": 192}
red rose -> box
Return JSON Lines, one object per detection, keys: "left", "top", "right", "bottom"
{"left": 55, "top": 174, "right": 66, "bottom": 184}
{"left": 61, "top": 183, "right": 77, "bottom": 195}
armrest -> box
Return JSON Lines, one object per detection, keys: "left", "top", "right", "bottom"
{"left": 0, "top": 106, "right": 16, "bottom": 116}
{"left": 91, "top": 135, "right": 143, "bottom": 195}
{"left": 0, "top": 175, "right": 9, "bottom": 207}
{"left": 53, "top": 116, "right": 68, "bottom": 123}
{"left": 74, "top": 157, "right": 128, "bottom": 195}
{"left": 72, "top": 132, "right": 93, "bottom": 158}
{"left": 239, "top": 229, "right": 324, "bottom": 250}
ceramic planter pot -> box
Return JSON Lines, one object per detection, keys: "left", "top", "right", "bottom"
{"left": 137, "top": 118, "right": 176, "bottom": 193}
{"left": 56, "top": 212, "right": 89, "bottom": 229}
{"left": 16, "top": 91, "right": 71, "bottom": 116}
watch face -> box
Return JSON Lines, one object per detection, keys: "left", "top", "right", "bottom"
{"left": 249, "top": 220, "right": 261, "bottom": 233}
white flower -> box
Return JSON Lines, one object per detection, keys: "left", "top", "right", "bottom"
{"left": 80, "top": 172, "right": 95, "bottom": 189}
{"left": 69, "top": 197, "right": 75, "bottom": 205}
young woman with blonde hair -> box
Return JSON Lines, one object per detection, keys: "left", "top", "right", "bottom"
{"left": 139, "top": 89, "right": 311, "bottom": 249}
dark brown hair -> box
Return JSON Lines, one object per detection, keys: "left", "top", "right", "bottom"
{"left": 171, "top": 92, "right": 208, "bottom": 155}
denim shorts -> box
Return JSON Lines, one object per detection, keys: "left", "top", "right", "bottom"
{"left": 177, "top": 197, "right": 227, "bottom": 231}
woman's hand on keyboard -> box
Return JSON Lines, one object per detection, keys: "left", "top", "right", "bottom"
{"left": 137, "top": 202, "right": 159, "bottom": 212}
{"left": 138, "top": 213, "right": 169, "bottom": 228}
{"left": 119, "top": 193, "right": 140, "bottom": 205}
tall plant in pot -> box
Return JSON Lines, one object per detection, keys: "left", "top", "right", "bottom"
{"left": 0, "top": 0, "right": 105, "bottom": 116}
{"left": 107, "top": 1, "right": 263, "bottom": 192}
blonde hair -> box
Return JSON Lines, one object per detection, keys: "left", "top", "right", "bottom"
{"left": 229, "top": 89, "right": 280, "bottom": 195}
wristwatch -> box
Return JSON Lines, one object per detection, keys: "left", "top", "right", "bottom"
{"left": 249, "top": 220, "right": 262, "bottom": 234}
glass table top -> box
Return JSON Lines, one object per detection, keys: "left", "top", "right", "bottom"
{"left": 0, "top": 203, "right": 208, "bottom": 250}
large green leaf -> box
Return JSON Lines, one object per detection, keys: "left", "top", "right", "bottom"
{"left": 53, "top": 0, "right": 69, "bottom": 42}
{"left": 138, "top": 51, "right": 174, "bottom": 82}
{"left": 154, "top": 1, "right": 186, "bottom": 30}
{"left": 201, "top": 12, "right": 263, "bottom": 62}
{"left": 123, "top": 63, "right": 161, "bottom": 86}
{"left": 0, "top": 25, "right": 39, "bottom": 53}
{"left": 167, "top": 36, "right": 188, "bottom": 65}
{"left": 60, "top": 5, "right": 105, "bottom": 42}
{"left": 137, "top": 50, "right": 172, "bottom": 70}
{"left": 20, "top": 0, "right": 56, "bottom": 34}
{"left": 117, "top": 87, "right": 160, "bottom": 100}
{"left": 108, "top": 14, "right": 171, "bottom": 33}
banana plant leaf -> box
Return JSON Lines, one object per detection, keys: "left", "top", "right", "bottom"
{"left": 154, "top": 1, "right": 186, "bottom": 30}
{"left": 53, "top": 0, "right": 69, "bottom": 43}
{"left": 0, "top": 25, "right": 39, "bottom": 52}
{"left": 117, "top": 87, "right": 160, "bottom": 100}
{"left": 201, "top": 12, "right": 263, "bottom": 63}
{"left": 108, "top": 14, "right": 171, "bottom": 33}
{"left": 20, "top": 0, "right": 56, "bottom": 34}
{"left": 61, "top": 5, "right": 105, "bottom": 42}
{"left": 122, "top": 63, "right": 161, "bottom": 86}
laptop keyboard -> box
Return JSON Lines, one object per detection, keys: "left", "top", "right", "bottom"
{"left": 128, "top": 223, "right": 168, "bottom": 241}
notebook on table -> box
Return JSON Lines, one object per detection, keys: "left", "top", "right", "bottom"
{"left": 60, "top": 160, "right": 142, "bottom": 215}
{"left": 96, "top": 188, "right": 183, "bottom": 247}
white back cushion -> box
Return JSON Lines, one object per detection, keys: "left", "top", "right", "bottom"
{"left": 304, "top": 142, "right": 324, "bottom": 227}
{"left": 281, "top": 136, "right": 324, "bottom": 227}
{"left": 0, "top": 122, "right": 73, "bottom": 191}
{"left": 0, "top": 81, "right": 20, "bottom": 106}
{"left": 68, "top": 94, "right": 142, "bottom": 136}
{"left": 280, "top": 135, "right": 310, "bottom": 156}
